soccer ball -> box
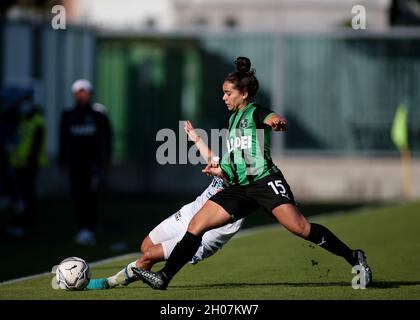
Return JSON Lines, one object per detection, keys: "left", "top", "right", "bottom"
{"left": 54, "top": 257, "right": 91, "bottom": 291}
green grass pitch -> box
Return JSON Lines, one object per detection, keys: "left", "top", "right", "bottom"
{"left": 1, "top": 201, "right": 420, "bottom": 300}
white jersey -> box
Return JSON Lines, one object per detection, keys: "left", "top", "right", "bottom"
{"left": 179, "top": 176, "right": 224, "bottom": 220}
{"left": 149, "top": 177, "right": 244, "bottom": 263}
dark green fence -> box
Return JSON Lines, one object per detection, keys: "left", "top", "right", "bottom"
{"left": 95, "top": 31, "right": 420, "bottom": 164}
{"left": 283, "top": 34, "right": 420, "bottom": 153}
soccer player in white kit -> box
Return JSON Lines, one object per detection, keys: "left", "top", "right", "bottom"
{"left": 147, "top": 176, "right": 243, "bottom": 265}
{"left": 85, "top": 122, "right": 243, "bottom": 290}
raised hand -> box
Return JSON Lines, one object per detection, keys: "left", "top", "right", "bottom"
{"left": 184, "top": 120, "right": 200, "bottom": 142}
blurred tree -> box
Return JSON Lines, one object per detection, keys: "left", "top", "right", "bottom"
{"left": 390, "top": 0, "right": 420, "bottom": 26}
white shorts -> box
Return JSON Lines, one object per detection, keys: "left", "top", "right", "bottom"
{"left": 148, "top": 210, "right": 243, "bottom": 264}
{"left": 149, "top": 178, "right": 243, "bottom": 263}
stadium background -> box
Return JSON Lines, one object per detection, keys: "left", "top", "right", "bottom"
{"left": 0, "top": 0, "right": 419, "bottom": 287}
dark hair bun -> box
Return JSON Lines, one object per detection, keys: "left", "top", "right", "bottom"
{"left": 235, "top": 57, "right": 252, "bottom": 73}
{"left": 225, "top": 56, "right": 259, "bottom": 100}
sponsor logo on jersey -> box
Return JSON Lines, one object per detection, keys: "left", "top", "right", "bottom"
{"left": 227, "top": 135, "right": 252, "bottom": 153}
{"left": 240, "top": 119, "right": 249, "bottom": 128}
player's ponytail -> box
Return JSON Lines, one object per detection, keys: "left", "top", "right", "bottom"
{"left": 225, "top": 56, "right": 259, "bottom": 101}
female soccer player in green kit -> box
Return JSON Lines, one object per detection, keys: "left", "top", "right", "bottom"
{"left": 134, "top": 57, "right": 372, "bottom": 290}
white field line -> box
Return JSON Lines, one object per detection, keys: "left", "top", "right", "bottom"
{"left": 0, "top": 253, "right": 139, "bottom": 287}
{"left": 0, "top": 204, "right": 382, "bottom": 287}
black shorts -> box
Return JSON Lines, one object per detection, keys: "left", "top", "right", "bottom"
{"left": 210, "top": 171, "right": 296, "bottom": 221}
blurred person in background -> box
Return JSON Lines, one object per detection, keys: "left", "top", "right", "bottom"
{"left": 59, "top": 79, "right": 112, "bottom": 246}
{"left": 5, "top": 93, "right": 47, "bottom": 237}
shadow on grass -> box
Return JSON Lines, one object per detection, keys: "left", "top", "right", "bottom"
{"left": 369, "top": 281, "right": 420, "bottom": 289}
{"left": 166, "top": 280, "right": 420, "bottom": 290}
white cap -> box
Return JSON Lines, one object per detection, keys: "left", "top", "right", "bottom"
{"left": 72, "top": 79, "right": 93, "bottom": 93}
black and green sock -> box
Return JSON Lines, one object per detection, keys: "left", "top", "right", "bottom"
{"left": 306, "top": 223, "right": 354, "bottom": 265}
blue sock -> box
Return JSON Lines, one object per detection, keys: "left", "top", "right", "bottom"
{"left": 86, "top": 278, "right": 110, "bottom": 290}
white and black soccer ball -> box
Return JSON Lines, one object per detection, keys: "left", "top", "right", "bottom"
{"left": 54, "top": 257, "right": 91, "bottom": 291}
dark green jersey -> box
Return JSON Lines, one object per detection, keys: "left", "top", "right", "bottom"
{"left": 220, "top": 103, "right": 280, "bottom": 186}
